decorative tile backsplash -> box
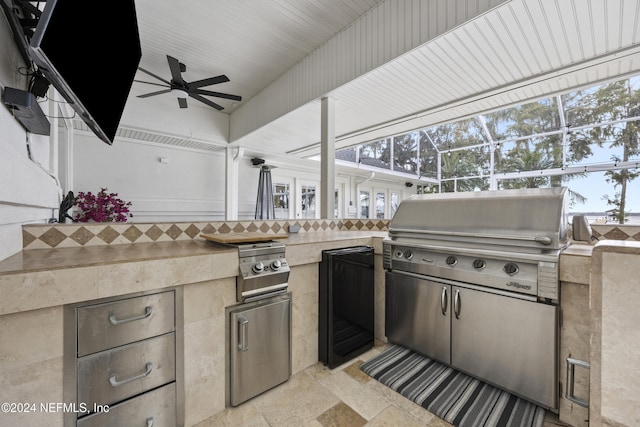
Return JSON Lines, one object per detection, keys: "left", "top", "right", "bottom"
{"left": 22, "top": 219, "right": 390, "bottom": 250}
{"left": 591, "top": 224, "right": 640, "bottom": 242}
{"left": 20, "top": 220, "right": 640, "bottom": 250}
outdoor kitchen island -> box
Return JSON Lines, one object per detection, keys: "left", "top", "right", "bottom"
{"left": 0, "top": 228, "right": 384, "bottom": 427}
{"left": 0, "top": 224, "right": 637, "bottom": 427}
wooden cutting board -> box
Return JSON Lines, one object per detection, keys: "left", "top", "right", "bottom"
{"left": 200, "top": 232, "right": 288, "bottom": 244}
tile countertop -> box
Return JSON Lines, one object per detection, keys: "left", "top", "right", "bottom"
{"left": 0, "top": 231, "right": 387, "bottom": 316}
{"left": 0, "top": 239, "right": 237, "bottom": 275}
{"left": 0, "top": 231, "right": 389, "bottom": 276}
{"left": 1, "top": 230, "right": 594, "bottom": 276}
{"left": 559, "top": 243, "right": 593, "bottom": 285}
{"left": 0, "top": 231, "right": 593, "bottom": 315}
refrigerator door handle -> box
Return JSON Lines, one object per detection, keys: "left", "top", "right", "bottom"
{"left": 238, "top": 317, "right": 249, "bottom": 351}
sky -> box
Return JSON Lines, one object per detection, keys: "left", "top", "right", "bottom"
{"left": 564, "top": 140, "right": 640, "bottom": 214}
{"left": 565, "top": 171, "right": 640, "bottom": 214}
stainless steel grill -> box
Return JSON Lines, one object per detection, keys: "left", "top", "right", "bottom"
{"left": 383, "top": 187, "right": 569, "bottom": 411}
{"left": 384, "top": 187, "right": 568, "bottom": 300}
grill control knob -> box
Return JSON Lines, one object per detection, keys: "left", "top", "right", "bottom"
{"left": 395, "top": 250, "right": 404, "bottom": 258}
{"left": 404, "top": 250, "right": 413, "bottom": 260}
{"left": 271, "top": 259, "right": 282, "bottom": 270}
{"left": 472, "top": 258, "right": 486, "bottom": 270}
{"left": 252, "top": 262, "right": 265, "bottom": 274}
{"left": 504, "top": 262, "right": 519, "bottom": 276}
{"left": 446, "top": 256, "right": 458, "bottom": 266}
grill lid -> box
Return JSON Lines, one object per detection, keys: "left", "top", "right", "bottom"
{"left": 389, "top": 187, "right": 568, "bottom": 251}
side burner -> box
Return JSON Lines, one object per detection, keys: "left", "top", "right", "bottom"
{"left": 235, "top": 241, "right": 290, "bottom": 302}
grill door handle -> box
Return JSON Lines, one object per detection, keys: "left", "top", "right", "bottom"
{"left": 441, "top": 287, "right": 448, "bottom": 315}
{"left": 109, "top": 306, "right": 152, "bottom": 325}
{"left": 238, "top": 317, "right": 249, "bottom": 351}
{"left": 109, "top": 362, "right": 153, "bottom": 387}
{"left": 389, "top": 228, "right": 553, "bottom": 245}
{"left": 146, "top": 417, "right": 154, "bottom": 427}
{"left": 454, "top": 289, "right": 461, "bottom": 319}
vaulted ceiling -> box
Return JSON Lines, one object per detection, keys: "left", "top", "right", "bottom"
{"left": 130, "top": 0, "right": 640, "bottom": 161}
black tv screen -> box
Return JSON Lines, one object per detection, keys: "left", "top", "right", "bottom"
{"left": 29, "top": 0, "right": 142, "bottom": 145}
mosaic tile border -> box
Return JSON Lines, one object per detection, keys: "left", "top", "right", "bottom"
{"left": 21, "top": 221, "right": 639, "bottom": 250}
{"left": 22, "top": 219, "right": 390, "bottom": 250}
{"left": 591, "top": 224, "right": 640, "bottom": 242}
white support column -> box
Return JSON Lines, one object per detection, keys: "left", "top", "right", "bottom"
{"left": 225, "top": 146, "right": 243, "bottom": 220}
{"left": 56, "top": 91, "right": 74, "bottom": 196}
{"left": 320, "top": 97, "right": 335, "bottom": 219}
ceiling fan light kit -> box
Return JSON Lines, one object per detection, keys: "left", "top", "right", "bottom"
{"left": 136, "top": 55, "right": 242, "bottom": 110}
{"left": 171, "top": 88, "right": 189, "bottom": 99}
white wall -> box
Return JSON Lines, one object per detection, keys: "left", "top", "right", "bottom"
{"left": 70, "top": 132, "right": 413, "bottom": 224}
{"left": 122, "top": 82, "right": 230, "bottom": 146}
{"left": 71, "top": 132, "right": 261, "bottom": 222}
{"left": 0, "top": 13, "right": 60, "bottom": 260}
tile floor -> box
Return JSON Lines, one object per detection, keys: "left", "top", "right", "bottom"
{"left": 196, "top": 344, "right": 571, "bottom": 427}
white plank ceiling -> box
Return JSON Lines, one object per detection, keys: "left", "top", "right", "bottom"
{"left": 125, "top": 0, "right": 640, "bottom": 161}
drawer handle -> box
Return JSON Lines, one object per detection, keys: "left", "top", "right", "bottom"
{"left": 108, "top": 306, "right": 152, "bottom": 325}
{"left": 109, "top": 362, "right": 153, "bottom": 387}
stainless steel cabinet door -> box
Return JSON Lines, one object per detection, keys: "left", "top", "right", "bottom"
{"left": 385, "top": 271, "right": 451, "bottom": 364}
{"left": 451, "top": 286, "right": 558, "bottom": 409}
{"left": 229, "top": 295, "right": 291, "bottom": 406}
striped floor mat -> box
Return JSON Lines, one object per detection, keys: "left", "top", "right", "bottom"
{"left": 360, "top": 345, "right": 546, "bottom": 427}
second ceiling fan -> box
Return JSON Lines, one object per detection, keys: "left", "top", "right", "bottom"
{"left": 136, "top": 55, "right": 241, "bottom": 110}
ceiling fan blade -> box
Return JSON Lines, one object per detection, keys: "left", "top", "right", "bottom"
{"left": 134, "top": 80, "right": 169, "bottom": 89}
{"left": 194, "top": 89, "right": 242, "bottom": 101}
{"left": 167, "top": 55, "right": 185, "bottom": 86}
{"left": 188, "top": 75, "right": 230, "bottom": 88}
{"left": 137, "top": 67, "right": 171, "bottom": 86}
{"left": 138, "top": 89, "right": 172, "bottom": 98}
{"left": 178, "top": 98, "right": 188, "bottom": 108}
{"left": 190, "top": 93, "right": 224, "bottom": 110}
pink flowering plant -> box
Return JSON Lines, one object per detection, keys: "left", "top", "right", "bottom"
{"left": 73, "top": 188, "right": 132, "bottom": 222}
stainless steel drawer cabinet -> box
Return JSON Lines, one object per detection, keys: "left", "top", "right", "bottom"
{"left": 77, "top": 383, "right": 176, "bottom": 427}
{"left": 77, "top": 291, "right": 175, "bottom": 356}
{"left": 77, "top": 332, "right": 176, "bottom": 408}
{"left": 65, "top": 289, "right": 182, "bottom": 427}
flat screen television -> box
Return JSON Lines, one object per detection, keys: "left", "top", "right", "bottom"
{"left": 29, "top": 0, "right": 142, "bottom": 145}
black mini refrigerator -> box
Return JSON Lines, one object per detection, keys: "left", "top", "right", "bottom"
{"left": 319, "top": 246, "right": 374, "bottom": 368}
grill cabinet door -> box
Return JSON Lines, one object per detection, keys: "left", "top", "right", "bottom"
{"left": 229, "top": 296, "right": 291, "bottom": 406}
{"left": 385, "top": 271, "right": 451, "bottom": 364}
{"left": 451, "top": 286, "right": 558, "bottom": 409}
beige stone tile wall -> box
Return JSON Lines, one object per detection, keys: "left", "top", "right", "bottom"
{"left": 289, "top": 263, "right": 319, "bottom": 374}
{"left": 374, "top": 254, "right": 386, "bottom": 343}
{"left": 558, "top": 281, "right": 590, "bottom": 427}
{"left": 590, "top": 242, "right": 640, "bottom": 427}
{"left": 182, "top": 278, "right": 236, "bottom": 426}
{"left": 0, "top": 307, "right": 65, "bottom": 427}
